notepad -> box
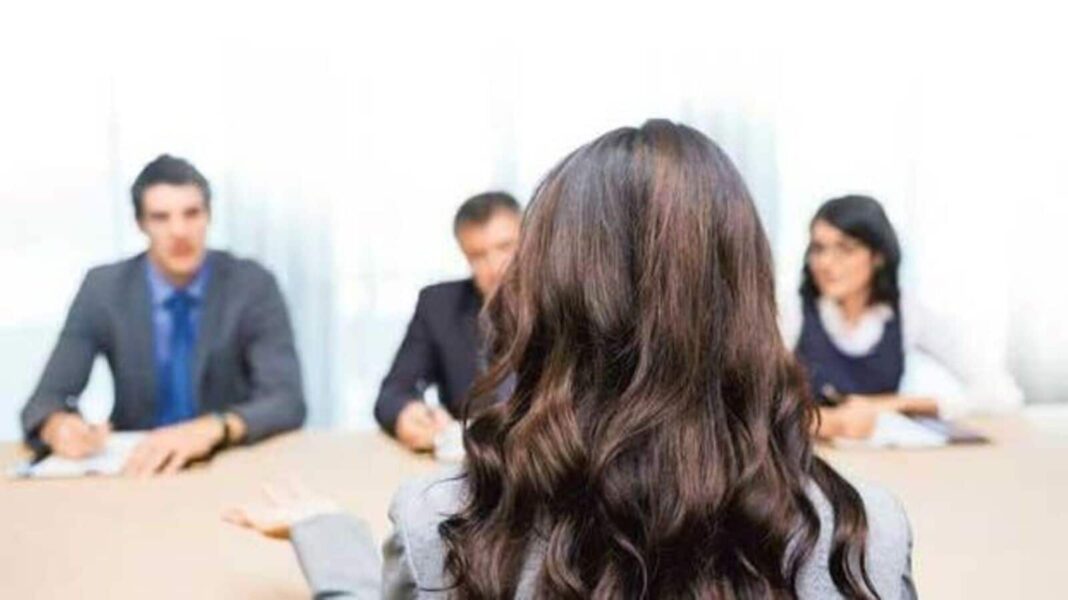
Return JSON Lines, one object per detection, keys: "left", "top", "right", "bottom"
{"left": 865, "top": 412, "right": 948, "bottom": 448}
{"left": 9, "top": 432, "right": 146, "bottom": 479}
{"left": 833, "top": 412, "right": 988, "bottom": 449}
{"left": 433, "top": 422, "right": 465, "bottom": 463}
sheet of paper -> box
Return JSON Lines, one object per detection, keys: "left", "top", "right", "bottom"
{"left": 10, "top": 432, "right": 146, "bottom": 479}
{"left": 834, "top": 411, "right": 949, "bottom": 449}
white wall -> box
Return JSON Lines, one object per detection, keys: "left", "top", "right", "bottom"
{"left": 1, "top": 1, "right": 1064, "bottom": 441}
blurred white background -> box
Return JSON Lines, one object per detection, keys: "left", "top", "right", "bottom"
{"left": 1, "top": 1, "right": 1064, "bottom": 440}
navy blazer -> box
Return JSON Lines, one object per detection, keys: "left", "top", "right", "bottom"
{"left": 374, "top": 279, "right": 482, "bottom": 434}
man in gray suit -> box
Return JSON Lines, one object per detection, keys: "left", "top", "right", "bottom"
{"left": 22, "top": 154, "right": 306, "bottom": 475}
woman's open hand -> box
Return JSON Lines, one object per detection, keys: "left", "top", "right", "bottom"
{"left": 223, "top": 481, "right": 340, "bottom": 540}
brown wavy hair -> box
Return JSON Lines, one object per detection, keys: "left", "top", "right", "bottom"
{"left": 440, "top": 120, "right": 878, "bottom": 599}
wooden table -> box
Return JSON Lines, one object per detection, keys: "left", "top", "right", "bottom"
{"left": 1, "top": 417, "right": 1065, "bottom": 598}
{"left": 821, "top": 416, "right": 1068, "bottom": 599}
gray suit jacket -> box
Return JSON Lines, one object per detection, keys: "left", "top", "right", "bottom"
{"left": 21, "top": 251, "right": 306, "bottom": 449}
{"left": 290, "top": 470, "right": 917, "bottom": 599}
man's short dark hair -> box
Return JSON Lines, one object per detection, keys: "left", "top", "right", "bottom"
{"left": 130, "top": 154, "right": 211, "bottom": 220}
{"left": 453, "top": 191, "right": 520, "bottom": 235}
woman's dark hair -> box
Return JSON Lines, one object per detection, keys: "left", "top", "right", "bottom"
{"left": 440, "top": 120, "right": 879, "bottom": 599}
{"left": 800, "top": 195, "right": 901, "bottom": 307}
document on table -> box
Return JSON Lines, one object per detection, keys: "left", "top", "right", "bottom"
{"left": 9, "top": 432, "right": 146, "bottom": 479}
{"left": 833, "top": 412, "right": 990, "bottom": 449}
{"left": 863, "top": 412, "right": 948, "bottom": 448}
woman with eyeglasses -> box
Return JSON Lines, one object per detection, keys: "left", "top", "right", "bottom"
{"left": 784, "top": 195, "right": 1022, "bottom": 439}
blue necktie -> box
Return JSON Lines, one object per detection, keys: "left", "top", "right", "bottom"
{"left": 157, "top": 290, "right": 197, "bottom": 426}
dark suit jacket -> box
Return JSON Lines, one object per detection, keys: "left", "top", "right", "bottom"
{"left": 21, "top": 250, "right": 306, "bottom": 449}
{"left": 374, "top": 279, "right": 481, "bottom": 435}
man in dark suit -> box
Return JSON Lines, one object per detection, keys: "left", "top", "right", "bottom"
{"left": 375, "top": 192, "right": 521, "bottom": 451}
{"left": 22, "top": 154, "right": 306, "bottom": 475}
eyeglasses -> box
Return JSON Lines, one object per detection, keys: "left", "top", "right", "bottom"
{"left": 806, "top": 241, "right": 866, "bottom": 262}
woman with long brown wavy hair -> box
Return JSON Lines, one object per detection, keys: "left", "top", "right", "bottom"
{"left": 227, "top": 120, "right": 916, "bottom": 599}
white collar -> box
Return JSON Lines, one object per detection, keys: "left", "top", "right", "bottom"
{"left": 816, "top": 296, "right": 895, "bottom": 356}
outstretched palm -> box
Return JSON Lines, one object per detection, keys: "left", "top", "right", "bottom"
{"left": 224, "top": 481, "right": 340, "bottom": 540}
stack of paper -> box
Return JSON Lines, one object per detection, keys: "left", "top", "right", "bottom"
{"left": 834, "top": 412, "right": 949, "bottom": 449}
{"left": 9, "top": 432, "right": 146, "bottom": 478}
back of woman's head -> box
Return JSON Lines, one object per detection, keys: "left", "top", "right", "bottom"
{"left": 442, "top": 120, "right": 879, "bottom": 599}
